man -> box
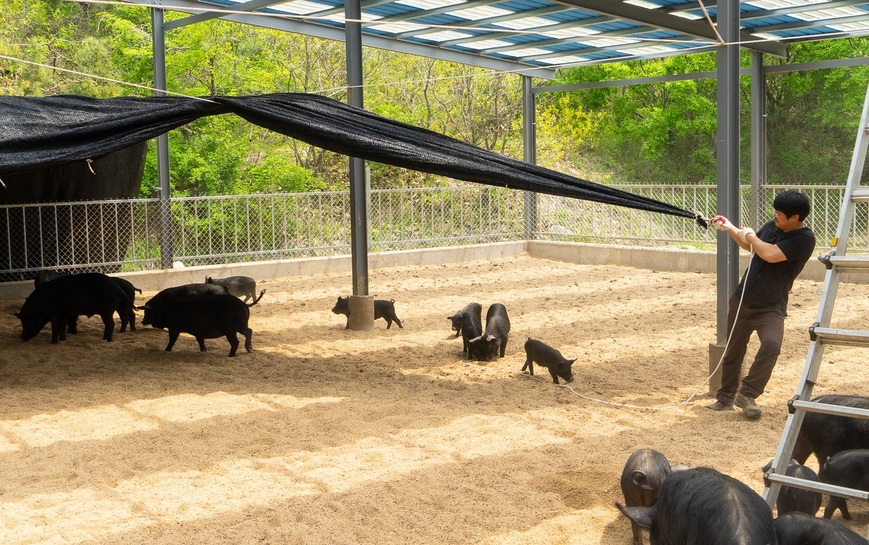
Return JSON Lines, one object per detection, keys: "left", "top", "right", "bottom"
{"left": 708, "top": 190, "right": 816, "bottom": 419}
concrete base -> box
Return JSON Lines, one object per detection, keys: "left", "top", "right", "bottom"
{"left": 347, "top": 295, "right": 374, "bottom": 331}
{"left": 708, "top": 342, "right": 726, "bottom": 395}
{"left": 0, "top": 240, "right": 835, "bottom": 302}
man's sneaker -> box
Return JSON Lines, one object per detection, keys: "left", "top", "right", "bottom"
{"left": 707, "top": 400, "right": 734, "bottom": 411}
{"left": 735, "top": 393, "right": 762, "bottom": 419}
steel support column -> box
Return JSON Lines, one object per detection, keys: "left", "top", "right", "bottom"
{"left": 345, "top": 0, "right": 369, "bottom": 297}
{"left": 715, "top": 0, "right": 741, "bottom": 345}
{"left": 523, "top": 76, "right": 537, "bottom": 239}
{"left": 151, "top": 7, "right": 174, "bottom": 269}
{"left": 750, "top": 51, "right": 767, "bottom": 229}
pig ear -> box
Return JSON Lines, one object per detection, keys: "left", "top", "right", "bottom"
{"left": 632, "top": 470, "right": 654, "bottom": 490}
{"left": 568, "top": 359, "right": 577, "bottom": 364}
{"left": 615, "top": 502, "right": 655, "bottom": 529}
{"left": 486, "top": 335, "right": 496, "bottom": 342}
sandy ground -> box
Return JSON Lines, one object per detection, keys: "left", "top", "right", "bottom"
{"left": 1, "top": 253, "right": 868, "bottom": 545}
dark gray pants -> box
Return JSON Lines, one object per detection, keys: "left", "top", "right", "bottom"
{"left": 716, "top": 293, "right": 785, "bottom": 404}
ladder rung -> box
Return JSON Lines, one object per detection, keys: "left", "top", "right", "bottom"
{"left": 851, "top": 187, "right": 869, "bottom": 201}
{"left": 818, "top": 254, "right": 869, "bottom": 272}
{"left": 766, "top": 473, "right": 869, "bottom": 501}
{"left": 808, "top": 325, "right": 869, "bottom": 346}
{"left": 790, "top": 399, "right": 869, "bottom": 419}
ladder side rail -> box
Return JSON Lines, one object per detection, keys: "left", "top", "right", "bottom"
{"left": 764, "top": 79, "right": 869, "bottom": 511}
{"left": 831, "top": 79, "right": 869, "bottom": 256}
{"left": 763, "top": 408, "right": 809, "bottom": 507}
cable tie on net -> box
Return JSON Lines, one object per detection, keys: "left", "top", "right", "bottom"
{"left": 86, "top": 158, "right": 95, "bottom": 175}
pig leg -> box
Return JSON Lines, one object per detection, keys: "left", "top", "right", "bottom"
{"left": 345, "top": 316, "right": 350, "bottom": 329}
{"left": 522, "top": 357, "right": 535, "bottom": 375}
{"left": 127, "top": 309, "right": 136, "bottom": 332}
{"left": 196, "top": 336, "right": 207, "bottom": 352}
{"left": 548, "top": 369, "right": 561, "bottom": 384}
{"left": 824, "top": 496, "right": 850, "bottom": 519}
{"left": 499, "top": 338, "right": 507, "bottom": 358}
{"left": 243, "top": 327, "right": 253, "bottom": 352}
{"left": 50, "top": 316, "right": 66, "bottom": 344}
{"left": 166, "top": 329, "right": 180, "bottom": 352}
{"left": 99, "top": 312, "right": 115, "bottom": 342}
{"left": 629, "top": 521, "right": 644, "bottom": 545}
{"left": 67, "top": 316, "right": 78, "bottom": 334}
{"left": 226, "top": 333, "right": 240, "bottom": 357}
{"left": 393, "top": 315, "right": 403, "bottom": 329}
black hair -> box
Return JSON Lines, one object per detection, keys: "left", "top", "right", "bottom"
{"left": 773, "top": 190, "right": 810, "bottom": 221}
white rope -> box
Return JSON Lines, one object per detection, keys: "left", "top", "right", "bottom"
{"left": 528, "top": 240, "right": 756, "bottom": 412}
{"left": 696, "top": 0, "right": 725, "bottom": 45}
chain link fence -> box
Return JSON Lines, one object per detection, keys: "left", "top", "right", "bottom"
{"left": 0, "top": 183, "right": 861, "bottom": 282}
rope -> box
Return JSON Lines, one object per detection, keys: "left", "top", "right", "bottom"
{"left": 526, "top": 235, "right": 755, "bottom": 412}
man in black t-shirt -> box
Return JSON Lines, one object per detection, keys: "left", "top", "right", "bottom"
{"left": 707, "top": 190, "right": 816, "bottom": 419}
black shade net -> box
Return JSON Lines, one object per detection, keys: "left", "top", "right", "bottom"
{"left": 0, "top": 93, "right": 704, "bottom": 226}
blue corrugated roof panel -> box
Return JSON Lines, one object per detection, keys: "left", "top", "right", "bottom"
{"left": 592, "top": 21, "right": 645, "bottom": 32}
{"left": 496, "top": 0, "right": 559, "bottom": 11}
{"left": 366, "top": 4, "right": 420, "bottom": 18}
{"left": 543, "top": 10, "right": 603, "bottom": 24}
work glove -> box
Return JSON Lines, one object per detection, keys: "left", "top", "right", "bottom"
{"left": 711, "top": 215, "right": 734, "bottom": 232}
{"left": 738, "top": 227, "right": 756, "bottom": 244}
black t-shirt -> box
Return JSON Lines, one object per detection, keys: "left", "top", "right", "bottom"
{"left": 737, "top": 220, "right": 816, "bottom": 310}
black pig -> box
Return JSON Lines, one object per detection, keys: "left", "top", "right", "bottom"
{"left": 617, "top": 467, "right": 776, "bottom": 545}
{"left": 620, "top": 449, "right": 672, "bottom": 545}
{"left": 522, "top": 337, "right": 575, "bottom": 384}
{"left": 448, "top": 302, "right": 482, "bottom": 338}
{"left": 59, "top": 278, "right": 142, "bottom": 333}
{"left": 793, "top": 395, "right": 869, "bottom": 469}
{"left": 16, "top": 273, "right": 132, "bottom": 343}
{"left": 331, "top": 296, "right": 403, "bottom": 329}
{"left": 448, "top": 303, "right": 482, "bottom": 356}
{"left": 821, "top": 449, "right": 869, "bottom": 520}
{"left": 777, "top": 460, "right": 822, "bottom": 517}
{"left": 467, "top": 303, "right": 510, "bottom": 361}
{"left": 162, "top": 289, "right": 265, "bottom": 357}
{"left": 140, "top": 283, "right": 228, "bottom": 329}
{"left": 206, "top": 275, "right": 258, "bottom": 302}
{"left": 775, "top": 512, "right": 868, "bottom": 545}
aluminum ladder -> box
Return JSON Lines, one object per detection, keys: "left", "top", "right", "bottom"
{"left": 762, "top": 80, "right": 869, "bottom": 518}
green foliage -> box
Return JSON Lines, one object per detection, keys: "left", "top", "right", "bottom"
{"left": 240, "top": 154, "right": 328, "bottom": 194}
{"left": 8, "top": 1, "right": 869, "bottom": 197}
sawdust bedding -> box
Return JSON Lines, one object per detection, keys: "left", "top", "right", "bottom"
{"left": 1, "top": 253, "right": 868, "bottom": 545}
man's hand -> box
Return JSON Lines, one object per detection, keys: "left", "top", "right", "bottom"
{"left": 710, "top": 215, "right": 734, "bottom": 232}
{"left": 738, "top": 227, "right": 756, "bottom": 244}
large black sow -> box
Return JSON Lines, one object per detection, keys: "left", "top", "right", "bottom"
{"left": 140, "top": 282, "right": 229, "bottom": 329}
{"left": 161, "top": 289, "right": 266, "bottom": 357}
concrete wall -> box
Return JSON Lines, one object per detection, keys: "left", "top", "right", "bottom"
{"left": 0, "top": 240, "right": 833, "bottom": 301}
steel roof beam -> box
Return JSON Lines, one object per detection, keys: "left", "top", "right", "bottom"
{"left": 163, "top": 0, "right": 287, "bottom": 29}
{"left": 553, "top": 0, "right": 787, "bottom": 56}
